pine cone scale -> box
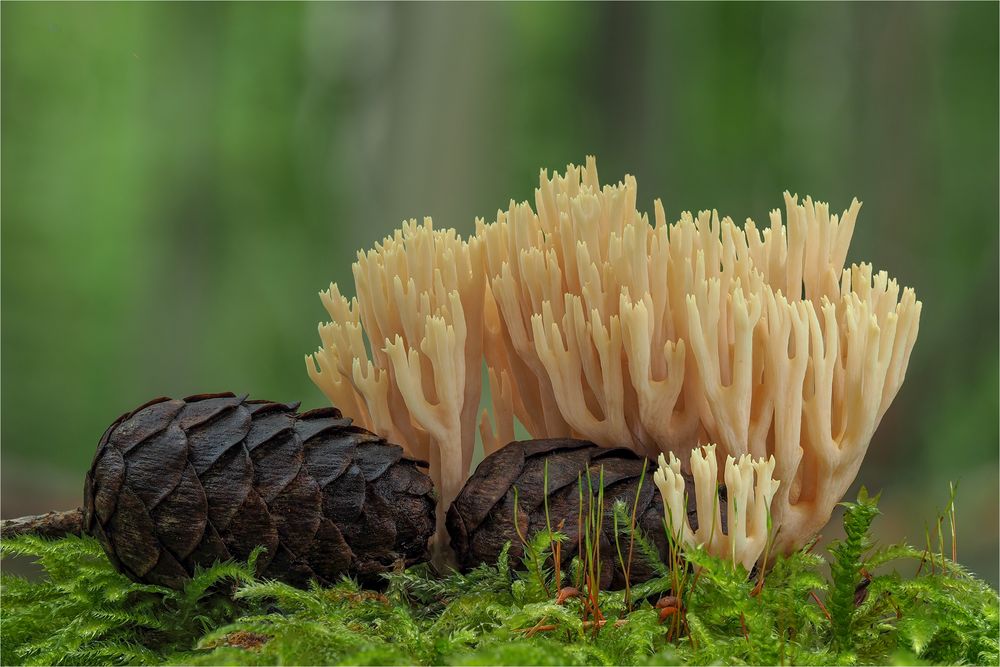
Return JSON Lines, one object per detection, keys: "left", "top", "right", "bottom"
{"left": 583, "top": 450, "right": 644, "bottom": 487}
{"left": 295, "top": 421, "right": 351, "bottom": 444}
{"left": 302, "top": 437, "right": 354, "bottom": 486}
{"left": 185, "top": 403, "right": 252, "bottom": 474}
{"left": 150, "top": 463, "right": 208, "bottom": 560}
{"left": 323, "top": 465, "right": 365, "bottom": 521}
{"left": 342, "top": 490, "right": 396, "bottom": 553}
{"left": 108, "top": 398, "right": 184, "bottom": 453}
{"left": 294, "top": 407, "right": 349, "bottom": 440}
{"left": 521, "top": 438, "right": 592, "bottom": 458}
{"left": 176, "top": 394, "right": 245, "bottom": 431}
{"left": 352, "top": 443, "right": 402, "bottom": 481}
{"left": 244, "top": 409, "right": 296, "bottom": 451}
{"left": 510, "top": 456, "right": 555, "bottom": 510}
{"left": 250, "top": 434, "right": 303, "bottom": 503}
{"left": 123, "top": 424, "right": 188, "bottom": 507}
{"left": 269, "top": 470, "right": 322, "bottom": 554}
{"left": 308, "top": 520, "right": 353, "bottom": 579}
{"left": 538, "top": 481, "right": 584, "bottom": 535}
{"left": 148, "top": 546, "right": 190, "bottom": 588}
{"left": 88, "top": 447, "right": 124, "bottom": 524}
{"left": 184, "top": 522, "right": 233, "bottom": 574}
{"left": 389, "top": 463, "right": 433, "bottom": 496}
{"left": 523, "top": 445, "right": 597, "bottom": 502}
{"left": 221, "top": 489, "right": 278, "bottom": 566}
{"left": 199, "top": 446, "right": 254, "bottom": 529}
{"left": 448, "top": 443, "right": 525, "bottom": 533}
{"left": 109, "top": 486, "right": 160, "bottom": 577}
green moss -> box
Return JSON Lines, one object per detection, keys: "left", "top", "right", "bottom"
{"left": 2, "top": 491, "right": 997, "bottom": 666}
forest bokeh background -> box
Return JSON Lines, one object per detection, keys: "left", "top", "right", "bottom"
{"left": 3, "top": 3, "right": 998, "bottom": 584}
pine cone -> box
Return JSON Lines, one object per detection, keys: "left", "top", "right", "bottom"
{"left": 83, "top": 393, "right": 435, "bottom": 590}
{"left": 447, "top": 439, "right": 723, "bottom": 589}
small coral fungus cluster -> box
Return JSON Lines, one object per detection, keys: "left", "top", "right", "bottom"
{"left": 306, "top": 157, "right": 921, "bottom": 566}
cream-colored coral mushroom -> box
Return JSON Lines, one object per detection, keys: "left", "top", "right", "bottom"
{"left": 478, "top": 157, "right": 921, "bottom": 555}
{"left": 306, "top": 218, "right": 485, "bottom": 564}
{"left": 654, "top": 445, "right": 779, "bottom": 571}
{"left": 307, "top": 158, "right": 920, "bottom": 563}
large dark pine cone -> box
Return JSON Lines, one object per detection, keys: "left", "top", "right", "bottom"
{"left": 83, "top": 393, "right": 435, "bottom": 590}
{"left": 447, "top": 439, "right": 723, "bottom": 589}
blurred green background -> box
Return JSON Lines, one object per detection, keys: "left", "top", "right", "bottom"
{"left": 2, "top": 3, "right": 997, "bottom": 583}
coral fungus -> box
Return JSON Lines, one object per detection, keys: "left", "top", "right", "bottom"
{"left": 308, "top": 157, "right": 921, "bottom": 561}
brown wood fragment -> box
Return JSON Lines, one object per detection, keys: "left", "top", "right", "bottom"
{"left": 1, "top": 509, "right": 83, "bottom": 540}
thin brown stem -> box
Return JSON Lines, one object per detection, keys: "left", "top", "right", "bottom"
{"left": 809, "top": 590, "right": 832, "bottom": 621}
{"left": 948, "top": 481, "right": 958, "bottom": 566}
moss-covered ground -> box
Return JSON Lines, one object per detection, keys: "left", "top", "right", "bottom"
{"left": 2, "top": 492, "right": 997, "bottom": 666}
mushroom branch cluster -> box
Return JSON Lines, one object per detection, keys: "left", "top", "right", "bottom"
{"left": 307, "top": 157, "right": 921, "bottom": 563}
{"left": 306, "top": 219, "right": 485, "bottom": 560}
{"left": 654, "top": 445, "right": 780, "bottom": 571}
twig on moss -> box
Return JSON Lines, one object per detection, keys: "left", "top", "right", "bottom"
{"left": 809, "top": 590, "right": 832, "bottom": 621}
{"left": 1, "top": 509, "right": 82, "bottom": 540}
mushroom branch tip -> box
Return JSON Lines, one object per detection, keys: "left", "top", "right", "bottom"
{"left": 655, "top": 445, "right": 779, "bottom": 571}
{"left": 308, "top": 156, "right": 921, "bottom": 561}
